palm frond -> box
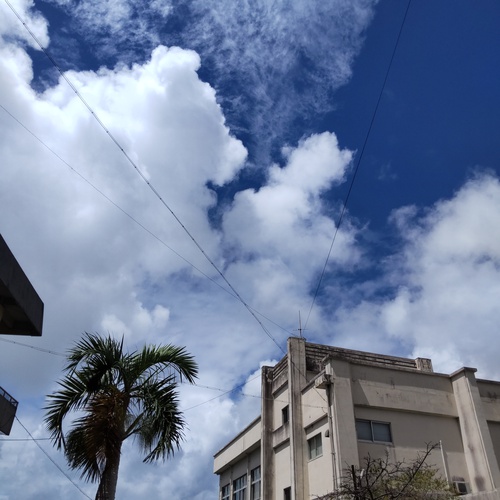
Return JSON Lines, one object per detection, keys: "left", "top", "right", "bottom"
{"left": 130, "top": 344, "right": 198, "bottom": 387}
{"left": 131, "top": 380, "right": 186, "bottom": 463}
{"left": 44, "top": 331, "right": 197, "bottom": 494}
{"left": 44, "top": 372, "right": 91, "bottom": 449}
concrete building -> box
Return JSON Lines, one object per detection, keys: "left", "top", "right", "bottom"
{"left": 214, "top": 338, "right": 500, "bottom": 499}
{"left": 0, "top": 234, "right": 44, "bottom": 435}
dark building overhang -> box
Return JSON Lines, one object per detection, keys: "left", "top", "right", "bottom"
{"left": 0, "top": 386, "right": 18, "bottom": 435}
{"left": 0, "top": 234, "right": 43, "bottom": 336}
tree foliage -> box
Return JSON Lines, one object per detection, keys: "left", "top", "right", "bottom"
{"left": 44, "top": 332, "right": 198, "bottom": 500}
{"left": 319, "top": 443, "right": 455, "bottom": 500}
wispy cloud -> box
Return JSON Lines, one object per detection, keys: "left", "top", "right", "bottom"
{"left": 40, "top": 0, "right": 377, "bottom": 162}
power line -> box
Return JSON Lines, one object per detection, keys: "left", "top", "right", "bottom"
{"left": 0, "top": 336, "right": 66, "bottom": 356}
{"left": 0, "top": 335, "right": 325, "bottom": 413}
{"left": 0, "top": 102, "right": 295, "bottom": 341}
{"left": 304, "top": 0, "right": 413, "bottom": 332}
{"left": 3, "top": 0, "right": 327, "bottom": 409}
{"left": 15, "top": 416, "right": 92, "bottom": 500}
{"left": 0, "top": 103, "right": 234, "bottom": 297}
{"left": 3, "top": 0, "right": 287, "bottom": 357}
{"left": 0, "top": 437, "right": 51, "bottom": 441}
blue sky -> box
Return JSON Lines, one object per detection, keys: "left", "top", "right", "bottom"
{"left": 1, "top": 1, "right": 500, "bottom": 498}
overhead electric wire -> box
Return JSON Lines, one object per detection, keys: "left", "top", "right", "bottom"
{"left": 0, "top": 437, "right": 51, "bottom": 441}
{"left": 4, "top": 0, "right": 288, "bottom": 357}
{"left": 15, "top": 416, "right": 92, "bottom": 499}
{"left": 4, "top": 0, "right": 325, "bottom": 410}
{"left": 0, "top": 102, "right": 294, "bottom": 341}
{"left": 4, "top": 0, "right": 326, "bottom": 409}
{"left": 0, "top": 103, "right": 231, "bottom": 297}
{"left": 0, "top": 336, "right": 66, "bottom": 356}
{"left": 303, "top": 0, "right": 413, "bottom": 332}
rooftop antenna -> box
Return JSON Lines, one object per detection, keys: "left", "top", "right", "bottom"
{"left": 297, "top": 311, "right": 306, "bottom": 338}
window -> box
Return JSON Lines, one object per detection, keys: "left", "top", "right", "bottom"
{"left": 233, "top": 474, "right": 247, "bottom": 500}
{"left": 284, "top": 486, "right": 291, "bottom": 500}
{"left": 308, "top": 433, "right": 323, "bottom": 460}
{"left": 356, "top": 419, "right": 392, "bottom": 443}
{"left": 282, "top": 405, "right": 289, "bottom": 424}
{"left": 221, "top": 484, "right": 230, "bottom": 500}
{"left": 250, "top": 466, "right": 261, "bottom": 500}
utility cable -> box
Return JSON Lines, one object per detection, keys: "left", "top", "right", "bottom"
{"left": 0, "top": 336, "right": 66, "bottom": 357}
{"left": 0, "top": 103, "right": 232, "bottom": 298}
{"left": 0, "top": 103, "right": 294, "bottom": 341}
{"left": 304, "top": 0, "right": 413, "bottom": 332}
{"left": 15, "top": 416, "right": 92, "bottom": 500}
{"left": 4, "top": 0, "right": 288, "bottom": 356}
{"left": 0, "top": 437, "right": 51, "bottom": 441}
{"left": 4, "top": 0, "right": 327, "bottom": 408}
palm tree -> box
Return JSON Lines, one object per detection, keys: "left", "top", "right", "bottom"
{"left": 44, "top": 332, "right": 198, "bottom": 500}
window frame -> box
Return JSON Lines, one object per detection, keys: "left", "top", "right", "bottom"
{"left": 355, "top": 419, "right": 392, "bottom": 444}
{"left": 221, "top": 484, "right": 230, "bottom": 500}
{"left": 307, "top": 432, "right": 323, "bottom": 460}
{"left": 282, "top": 405, "right": 289, "bottom": 424}
{"left": 284, "top": 486, "right": 291, "bottom": 500}
{"left": 250, "top": 466, "right": 261, "bottom": 500}
{"left": 233, "top": 474, "right": 247, "bottom": 500}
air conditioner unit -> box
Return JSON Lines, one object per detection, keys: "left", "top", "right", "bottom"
{"left": 453, "top": 481, "right": 469, "bottom": 495}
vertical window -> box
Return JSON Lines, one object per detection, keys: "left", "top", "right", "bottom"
{"left": 250, "top": 466, "right": 261, "bottom": 500}
{"left": 308, "top": 433, "right": 323, "bottom": 460}
{"left": 284, "top": 486, "right": 291, "bottom": 500}
{"left": 282, "top": 405, "right": 289, "bottom": 424}
{"left": 233, "top": 474, "right": 247, "bottom": 500}
{"left": 221, "top": 484, "right": 230, "bottom": 500}
{"left": 355, "top": 419, "right": 392, "bottom": 443}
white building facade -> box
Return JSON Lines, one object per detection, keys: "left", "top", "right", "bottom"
{"left": 214, "top": 338, "right": 500, "bottom": 500}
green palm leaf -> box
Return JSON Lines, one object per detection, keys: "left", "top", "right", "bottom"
{"left": 44, "top": 332, "right": 198, "bottom": 500}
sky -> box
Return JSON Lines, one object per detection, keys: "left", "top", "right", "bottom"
{"left": 0, "top": 0, "right": 499, "bottom": 498}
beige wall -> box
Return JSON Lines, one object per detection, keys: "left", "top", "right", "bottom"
{"left": 355, "top": 407, "right": 468, "bottom": 483}
{"left": 213, "top": 417, "right": 261, "bottom": 474}
{"left": 305, "top": 417, "right": 332, "bottom": 498}
{"left": 214, "top": 342, "right": 500, "bottom": 499}
{"left": 351, "top": 364, "right": 458, "bottom": 417}
{"left": 217, "top": 447, "right": 260, "bottom": 499}
{"left": 275, "top": 441, "right": 292, "bottom": 496}
{"left": 273, "top": 384, "right": 289, "bottom": 430}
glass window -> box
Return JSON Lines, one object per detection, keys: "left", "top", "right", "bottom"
{"left": 308, "top": 433, "right": 323, "bottom": 460}
{"left": 282, "top": 405, "right": 289, "bottom": 424}
{"left": 284, "top": 487, "right": 291, "bottom": 500}
{"left": 355, "top": 419, "right": 372, "bottom": 441}
{"left": 355, "top": 419, "right": 392, "bottom": 443}
{"left": 372, "top": 422, "right": 392, "bottom": 442}
{"left": 250, "top": 466, "right": 261, "bottom": 500}
{"left": 221, "top": 484, "right": 230, "bottom": 500}
{"left": 233, "top": 474, "right": 247, "bottom": 500}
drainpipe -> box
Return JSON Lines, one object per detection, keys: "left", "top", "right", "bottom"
{"left": 439, "top": 440, "right": 450, "bottom": 484}
{"left": 316, "top": 358, "right": 338, "bottom": 493}
{"left": 326, "top": 378, "right": 338, "bottom": 492}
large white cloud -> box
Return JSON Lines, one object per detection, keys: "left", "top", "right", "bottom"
{"left": 4, "top": 1, "right": 499, "bottom": 499}
{"left": 0, "top": 3, "right": 364, "bottom": 497}
{"left": 331, "top": 173, "right": 500, "bottom": 379}
{"left": 383, "top": 173, "right": 500, "bottom": 377}
{"left": 222, "top": 132, "right": 359, "bottom": 319}
{"left": 30, "top": 0, "right": 378, "bottom": 161}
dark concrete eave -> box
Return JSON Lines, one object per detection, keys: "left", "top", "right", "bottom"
{"left": 0, "top": 235, "right": 43, "bottom": 336}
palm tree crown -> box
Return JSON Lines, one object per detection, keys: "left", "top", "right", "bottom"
{"left": 44, "top": 332, "right": 198, "bottom": 500}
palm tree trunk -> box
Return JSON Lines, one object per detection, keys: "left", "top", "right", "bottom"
{"left": 95, "top": 446, "right": 122, "bottom": 500}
